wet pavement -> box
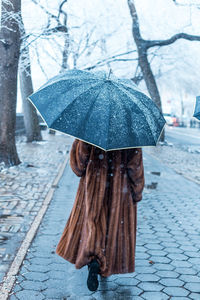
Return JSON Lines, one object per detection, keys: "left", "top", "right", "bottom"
{"left": 7, "top": 150, "right": 200, "bottom": 299}
{"left": 145, "top": 135, "right": 200, "bottom": 185}
{"left": 0, "top": 131, "right": 71, "bottom": 284}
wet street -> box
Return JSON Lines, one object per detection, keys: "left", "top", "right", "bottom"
{"left": 5, "top": 149, "right": 200, "bottom": 300}
{"left": 165, "top": 127, "right": 200, "bottom": 151}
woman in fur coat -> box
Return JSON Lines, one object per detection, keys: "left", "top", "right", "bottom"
{"left": 56, "top": 139, "right": 145, "bottom": 291}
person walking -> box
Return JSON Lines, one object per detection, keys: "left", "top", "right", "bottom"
{"left": 56, "top": 138, "right": 145, "bottom": 291}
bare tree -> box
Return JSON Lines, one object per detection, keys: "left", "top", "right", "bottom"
{"left": 0, "top": 0, "right": 21, "bottom": 166}
{"left": 127, "top": 0, "right": 200, "bottom": 140}
{"left": 19, "top": 19, "right": 42, "bottom": 142}
{"left": 127, "top": 0, "right": 200, "bottom": 109}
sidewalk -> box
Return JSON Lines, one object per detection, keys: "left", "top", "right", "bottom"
{"left": 5, "top": 150, "right": 200, "bottom": 300}
{"left": 0, "top": 131, "right": 72, "bottom": 284}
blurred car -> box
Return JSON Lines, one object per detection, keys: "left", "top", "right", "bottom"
{"left": 163, "top": 113, "right": 179, "bottom": 126}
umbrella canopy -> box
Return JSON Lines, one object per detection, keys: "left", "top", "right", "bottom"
{"left": 29, "top": 69, "right": 166, "bottom": 151}
{"left": 194, "top": 96, "right": 200, "bottom": 120}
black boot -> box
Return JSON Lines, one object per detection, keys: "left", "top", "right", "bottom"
{"left": 87, "top": 259, "right": 100, "bottom": 291}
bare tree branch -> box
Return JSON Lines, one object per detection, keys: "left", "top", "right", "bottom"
{"left": 173, "top": 0, "right": 200, "bottom": 9}
{"left": 147, "top": 32, "right": 200, "bottom": 48}
{"left": 34, "top": 42, "right": 49, "bottom": 80}
{"left": 84, "top": 50, "right": 137, "bottom": 70}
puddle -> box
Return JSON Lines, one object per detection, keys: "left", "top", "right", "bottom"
{"left": 0, "top": 235, "right": 9, "bottom": 245}
{"left": 146, "top": 182, "right": 158, "bottom": 189}
{"left": 151, "top": 171, "right": 161, "bottom": 176}
{"left": 0, "top": 214, "right": 23, "bottom": 219}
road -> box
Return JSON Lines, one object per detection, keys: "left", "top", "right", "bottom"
{"left": 165, "top": 126, "right": 200, "bottom": 150}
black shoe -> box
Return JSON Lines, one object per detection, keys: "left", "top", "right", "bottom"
{"left": 87, "top": 259, "right": 100, "bottom": 291}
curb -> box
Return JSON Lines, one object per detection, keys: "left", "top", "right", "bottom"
{"left": 0, "top": 152, "right": 70, "bottom": 300}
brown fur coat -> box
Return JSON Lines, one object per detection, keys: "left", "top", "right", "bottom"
{"left": 56, "top": 139, "right": 144, "bottom": 277}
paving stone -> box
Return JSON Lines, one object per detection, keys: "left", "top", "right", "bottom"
{"left": 44, "top": 278, "right": 65, "bottom": 289}
{"left": 189, "top": 292, "right": 200, "bottom": 299}
{"left": 136, "top": 246, "right": 147, "bottom": 252}
{"left": 136, "top": 274, "right": 160, "bottom": 282}
{"left": 184, "top": 251, "right": 200, "bottom": 258}
{"left": 167, "top": 253, "right": 188, "bottom": 260}
{"left": 138, "top": 282, "right": 164, "bottom": 291}
{"left": 159, "top": 278, "right": 184, "bottom": 287}
{"left": 164, "top": 247, "right": 183, "bottom": 254}
{"left": 149, "top": 256, "right": 171, "bottom": 264}
{"left": 20, "top": 280, "right": 46, "bottom": 291}
{"left": 163, "top": 287, "right": 189, "bottom": 297}
{"left": 154, "top": 264, "right": 174, "bottom": 271}
{"left": 9, "top": 295, "right": 19, "bottom": 300}
{"left": 136, "top": 266, "right": 156, "bottom": 274}
{"left": 174, "top": 267, "right": 197, "bottom": 275}
{"left": 188, "top": 258, "right": 200, "bottom": 264}
{"left": 171, "top": 260, "right": 192, "bottom": 268}
{"left": 135, "top": 259, "right": 151, "bottom": 267}
{"left": 15, "top": 275, "right": 25, "bottom": 284}
{"left": 141, "top": 291, "right": 169, "bottom": 300}
{"left": 135, "top": 252, "right": 150, "bottom": 259}
{"left": 161, "top": 242, "right": 180, "bottom": 248}
{"left": 155, "top": 271, "right": 179, "bottom": 278}
{"left": 180, "top": 275, "right": 200, "bottom": 283}
{"left": 15, "top": 290, "right": 45, "bottom": 300}
{"left": 184, "top": 283, "right": 200, "bottom": 292}
{"left": 116, "top": 286, "right": 142, "bottom": 296}
{"left": 48, "top": 263, "right": 68, "bottom": 272}
{"left": 145, "top": 244, "right": 164, "bottom": 250}
{"left": 23, "top": 272, "right": 49, "bottom": 282}
{"left": 26, "top": 264, "right": 50, "bottom": 273}
{"left": 46, "top": 270, "right": 65, "bottom": 280}
{"left": 42, "top": 288, "right": 69, "bottom": 298}
{"left": 12, "top": 284, "right": 22, "bottom": 293}
{"left": 114, "top": 277, "right": 139, "bottom": 286}
{"left": 180, "top": 245, "right": 199, "bottom": 252}
{"left": 98, "top": 281, "right": 118, "bottom": 291}
{"left": 147, "top": 250, "right": 167, "bottom": 256}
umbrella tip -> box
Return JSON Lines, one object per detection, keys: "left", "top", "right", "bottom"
{"left": 107, "top": 68, "right": 113, "bottom": 80}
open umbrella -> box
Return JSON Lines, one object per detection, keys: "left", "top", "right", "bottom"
{"left": 29, "top": 69, "right": 166, "bottom": 151}
{"left": 194, "top": 96, "right": 200, "bottom": 120}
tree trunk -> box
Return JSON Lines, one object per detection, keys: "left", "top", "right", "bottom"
{"left": 127, "top": 0, "right": 164, "bottom": 141}
{"left": 61, "top": 33, "right": 70, "bottom": 71}
{"left": 137, "top": 49, "right": 165, "bottom": 140}
{"left": 137, "top": 48, "right": 162, "bottom": 109}
{"left": 20, "top": 48, "right": 42, "bottom": 142}
{"left": 0, "top": 0, "right": 21, "bottom": 166}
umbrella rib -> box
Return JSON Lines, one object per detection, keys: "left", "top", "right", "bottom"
{"left": 49, "top": 82, "right": 103, "bottom": 128}
{"left": 111, "top": 82, "right": 161, "bottom": 144}
{"left": 72, "top": 83, "right": 108, "bottom": 140}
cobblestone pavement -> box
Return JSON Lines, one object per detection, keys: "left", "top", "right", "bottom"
{"left": 8, "top": 151, "right": 200, "bottom": 300}
{"left": 0, "top": 131, "right": 71, "bottom": 283}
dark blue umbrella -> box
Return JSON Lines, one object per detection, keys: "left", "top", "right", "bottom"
{"left": 28, "top": 69, "right": 166, "bottom": 151}
{"left": 194, "top": 96, "right": 200, "bottom": 120}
